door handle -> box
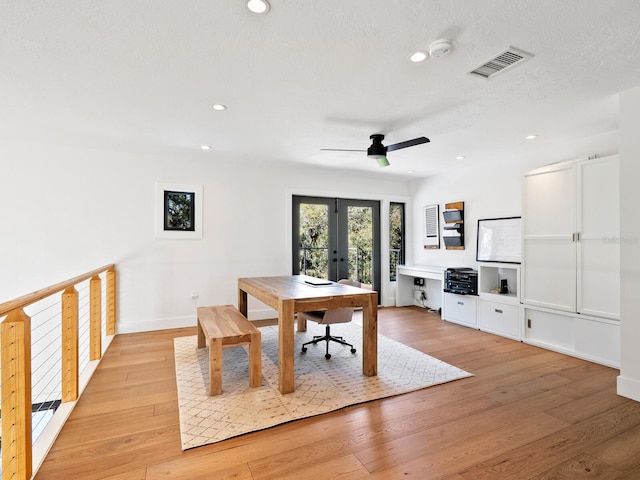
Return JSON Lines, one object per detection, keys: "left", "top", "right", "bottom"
{"left": 332, "top": 258, "right": 337, "bottom": 263}
{"left": 340, "top": 258, "right": 345, "bottom": 262}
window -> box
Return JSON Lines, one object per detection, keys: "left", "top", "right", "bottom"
{"left": 389, "top": 202, "right": 405, "bottom": 281}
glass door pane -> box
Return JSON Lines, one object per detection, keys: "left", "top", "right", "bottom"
{"left": 292, "top": 196, "right": 337, "bottom": 280}
{"left": 338, "top": 199, "right": 380, "bottom": 292}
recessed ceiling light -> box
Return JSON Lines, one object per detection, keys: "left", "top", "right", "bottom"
{"left": 201, "top": 145, "right": 211, "bottom": 150}
{"left": 525, "top": 134, "right": 538, "bottom": 140}
{"left": 247, "top": 0, "right": 270, "bottom": 14}
{"left": 456, "top": 155, "right": 465, "bottom": 160}
{"left": 212, "top": 104, "right": 227, "bottom": 111}
{"left": 407, "top": 170, "right": 415, "bottom": 174}
{"left": 409, "top": 51, "right": 428, "bottom": 63}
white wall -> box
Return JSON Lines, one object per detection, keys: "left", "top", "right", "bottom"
{"left": 0, "top": 125, "right": 624, "bottom": 337}
{"left": 408, "top": 131, "right": 619, "bottom": 271}
{"left": 618, "top": 85, "right": 640, "bottom": 402}
{"left": 0, "top": 141, "right": 410, "bottom": 333}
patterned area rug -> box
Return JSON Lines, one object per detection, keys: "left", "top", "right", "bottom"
{"left": 174, "top": 322, "right": 472, "bottom": 450}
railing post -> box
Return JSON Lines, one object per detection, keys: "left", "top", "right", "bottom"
{"left": 89, "top": 275, "right": 102, "bottom": 360}
{"left": 61, "top": 286, "right": 79, "bottom": 402}
{"left": 1, "top": 309, "right": 33, "bottom": 480}
{"left": 106, "top": 266, "right": 116, "bottom": 335}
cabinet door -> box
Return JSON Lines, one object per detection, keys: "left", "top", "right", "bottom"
{"left": 480, "top": 300, "right": 520, "bottom": 339}
{"left": 577, "top": 156, "right": 620, "bottom": 319}
{"left": 444, "top": 294, "right": 477, "bottom": 327}
{"left": 522, "top": 163, "right": 577, "bottom": 312}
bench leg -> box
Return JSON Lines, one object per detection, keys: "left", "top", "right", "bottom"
{"left": 249, "top": 331, "right": 262, "bottom": 388}
{"left": 209, "top": 338, "right": 223, "bottom": 395}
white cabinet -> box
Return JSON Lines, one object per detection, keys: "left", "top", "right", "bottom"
{"left": 522, "top": 156, "right": 620, "bottom": 319}
{"left": 478, "top": 264, "right": 521, "bottom": 340}
{"left": 577, "top": 158, "right": 620, "bottom": 318}
{"left": 522, "top": 155, "right": 620, "bottom": 366}
{"left": 444, "top": 293, "right": 477, "bottom": 328}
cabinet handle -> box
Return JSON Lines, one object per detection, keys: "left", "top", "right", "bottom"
{"left": 495, "top": 309, "right": 503, "bottom": 314}
{"left": 457, "top": 301, "right": 464, "bottom": 305}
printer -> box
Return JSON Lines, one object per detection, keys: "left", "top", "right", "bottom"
{"left": 444, "top": 268, "right": 478, "bottom": 295}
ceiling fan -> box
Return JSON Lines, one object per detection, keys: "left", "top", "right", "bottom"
{"left": 321, "top": 134, "right": 430, "bottom": 167}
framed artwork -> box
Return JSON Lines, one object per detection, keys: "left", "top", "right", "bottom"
{"left": 155, "top": 183, "right": 203, "bottom": 239}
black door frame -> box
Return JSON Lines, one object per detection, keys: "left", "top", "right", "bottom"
{"left": 292, "top": 195, "right": 381, "bottom": 294}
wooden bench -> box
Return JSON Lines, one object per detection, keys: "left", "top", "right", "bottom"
{"left": 196, "top": 305, "right": 262, "bottom": 395}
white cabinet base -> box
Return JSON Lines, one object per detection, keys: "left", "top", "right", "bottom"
{"left": 523, "top": 306, "right": 620, "bottom": 368}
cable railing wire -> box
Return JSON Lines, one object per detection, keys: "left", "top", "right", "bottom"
{"left": 0, "top": 264, "right": 116, "bottom": 479}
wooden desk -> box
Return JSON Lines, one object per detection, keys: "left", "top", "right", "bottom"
{"left": 238, "top": 275, "right": 378, "bottom": 394}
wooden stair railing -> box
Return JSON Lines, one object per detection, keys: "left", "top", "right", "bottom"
{"left": 0, "top": 264, "right": 116, "bottom": 480}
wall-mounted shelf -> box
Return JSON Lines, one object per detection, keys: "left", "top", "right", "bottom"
{"left": 443, "top": 201, "right": 464, "bottom": 250}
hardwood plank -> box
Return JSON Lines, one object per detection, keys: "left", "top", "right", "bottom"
{"left": 588, "top": 422, "right": 640, "bottom": 472}
{"left": 530, "top": 453, "right": 622, "bottom": 480}
{"left": 547, "top": 387, "right": 628, "bottom": 425}
{"left": 460, "top": 401, "right": 640, "bottom": 480}
{"left": 33, "top": 307, "right": 639, "bottom": 480}
{"left": 146, "top": 459, "right": 254, "bottom": 480}
{"left": 258, "top": 453, "right": 370, "bottom": 480}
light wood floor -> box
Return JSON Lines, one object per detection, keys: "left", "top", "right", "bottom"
{"left": 35, "top": 307, "right": 640, "bottom": 480}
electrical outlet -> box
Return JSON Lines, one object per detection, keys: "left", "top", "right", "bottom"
{"left": 191, "top": 291, "right": 199, "bottom": 299}
{"left": 420, "top": 291, "right": 427, "bottom": 300}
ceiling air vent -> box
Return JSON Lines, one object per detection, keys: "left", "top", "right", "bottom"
{"left": 468, "top": 46, "right": 533, "bottom": 79}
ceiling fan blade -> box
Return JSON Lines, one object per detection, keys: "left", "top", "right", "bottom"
{"left": 386, "top": 136, "right": 430, "bottom": 152}
{"left": 320, "top": 148, "right": 367, "bottom": 152}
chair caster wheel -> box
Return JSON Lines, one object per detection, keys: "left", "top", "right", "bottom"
{"left": 350, "top": 348, "right": 356, "bottom": 354}
{"left": 325, "top": 353, "right": 331, "bottom": 359}
{"left": 301, "top": 347, "right": 307, "bottom": 353}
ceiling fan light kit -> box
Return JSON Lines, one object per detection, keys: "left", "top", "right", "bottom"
{"left": 374, "top": 156, "right": 390, "bottom": 167}
{"left": 324, "top": 133, "right": 430, "bottom": 168}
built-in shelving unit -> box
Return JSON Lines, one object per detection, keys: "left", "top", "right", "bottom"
{"left": 478, "top": 263, "right": 521, "bottom": 340}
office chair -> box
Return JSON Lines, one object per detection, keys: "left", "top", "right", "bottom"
{"left": 300, "top": 279, "right": 360, "bottom": 359}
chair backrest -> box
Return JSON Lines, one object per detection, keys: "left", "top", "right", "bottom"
{"left": 317, "top": 279, "right": 361, "bottom": 324}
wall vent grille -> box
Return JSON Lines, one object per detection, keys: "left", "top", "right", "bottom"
{"left": 468, "top": 46, "right": 533, "bottom": 79}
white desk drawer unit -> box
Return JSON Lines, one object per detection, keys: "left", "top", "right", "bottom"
{"left": 444, "top": 293, "right": 477, "bottom": 328}
{"left": 479, "top": 300, "right": 520, "bottom": 340}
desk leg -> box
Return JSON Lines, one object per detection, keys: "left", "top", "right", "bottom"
{"left": 278, "top": 298, "right": 295, "bottom": 394}
{"left": 362, "top": 291, "right": 378, "bottom": 377}
{"left": 238, "top": 288, "right": 248, "bottom": 316}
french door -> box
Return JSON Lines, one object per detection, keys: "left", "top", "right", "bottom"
{"left": 292, "top": 195, "right": 381, "bottom": 293}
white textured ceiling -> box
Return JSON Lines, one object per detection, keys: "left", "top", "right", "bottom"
{"left": 2, "top": 1, "right": 640, "bottom": 177}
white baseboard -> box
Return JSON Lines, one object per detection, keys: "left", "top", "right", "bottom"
{"left": 617, "top": 375, "right": 640, "bottom": 402}
{"left": 116, "top": 308, "right": 279, "bottom": 334}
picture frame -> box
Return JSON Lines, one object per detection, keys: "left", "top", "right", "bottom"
{"left": 155, "top": 183, "right": 203, "bottom": 239}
